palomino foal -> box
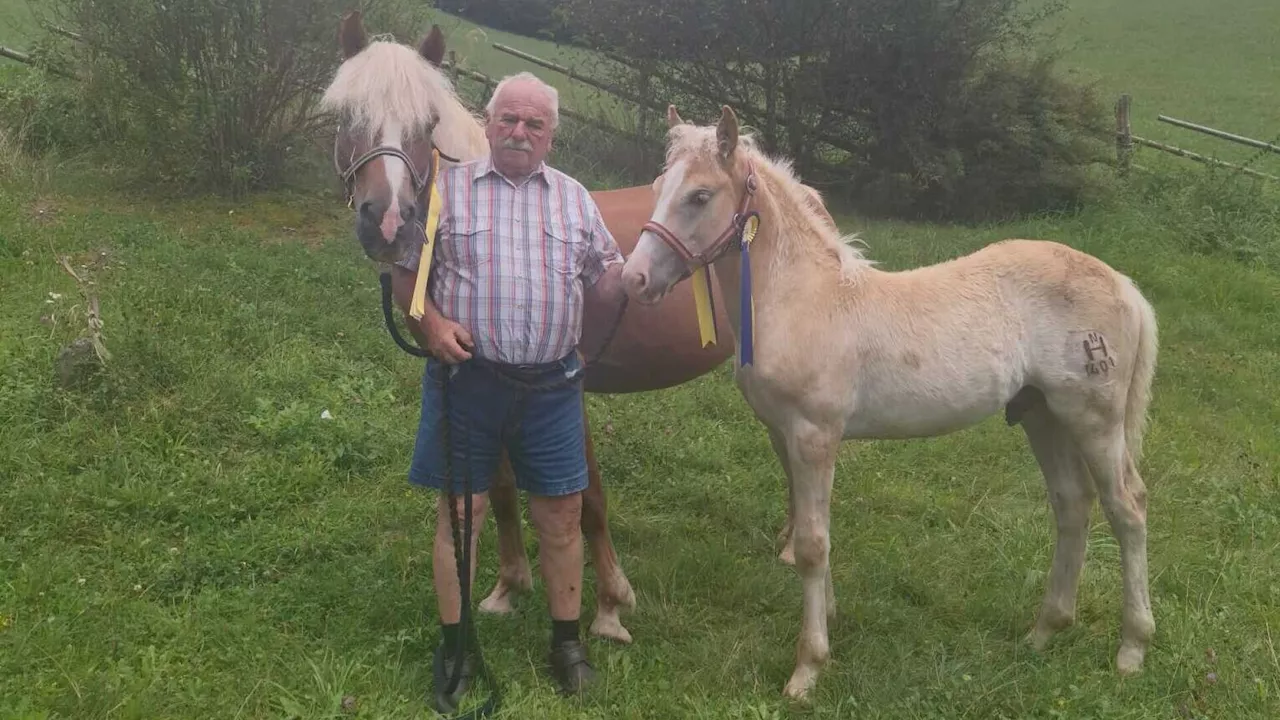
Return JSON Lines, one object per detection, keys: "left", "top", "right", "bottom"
{"left": 621, "top": 106, "right": 1159, "bottom": 700}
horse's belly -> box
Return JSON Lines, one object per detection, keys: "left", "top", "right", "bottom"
{"left": 842, "top": 373, "right": 1017, "bottom": 440}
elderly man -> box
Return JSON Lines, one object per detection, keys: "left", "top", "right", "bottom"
{"left": 390, "top": 71, "right": 626, "bottom": 708}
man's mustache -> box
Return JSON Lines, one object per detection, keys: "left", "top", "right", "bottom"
{"left": 502, "top": 138, "right": 534, "bottom": 152}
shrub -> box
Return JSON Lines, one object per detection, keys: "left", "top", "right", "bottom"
{"left": 557, "top": 0, "right": 1113, "bottom": 222}
{"left": 18, "top": 0, "right": 428, "bottom": 196}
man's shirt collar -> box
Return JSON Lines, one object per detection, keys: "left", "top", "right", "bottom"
{"left": 474, "top": 156, "right": 549, "bottom": 187}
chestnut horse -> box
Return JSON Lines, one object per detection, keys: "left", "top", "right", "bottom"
{"left": 321, "top": 12, "right": 837, "bottom": 644}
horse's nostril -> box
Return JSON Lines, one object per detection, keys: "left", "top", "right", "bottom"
{"left": 359, "top": 201, "right": 375, "bottom": 218}
{"left": 624, "top": 269, "right": 649, "bottom": 295}
{"left": 400, "top": 204, "right": 415, "bottom": 222}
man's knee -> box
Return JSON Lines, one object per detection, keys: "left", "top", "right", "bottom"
{"left": 530, "top": 493, "right": 582, "bottom": 546}
{"left": 436, "top": 492, "right": 490, "bottom": 528}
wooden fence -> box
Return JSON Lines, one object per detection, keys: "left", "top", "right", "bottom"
{"left": 1115, "top": 93, "right": 1278, "bottom": 181}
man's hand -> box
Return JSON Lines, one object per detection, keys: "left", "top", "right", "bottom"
{"left": 422, "top": 313, "right": 474, "bottom": 364}
{"left": 391, "top": 264, "right": 474, "bottom": 363}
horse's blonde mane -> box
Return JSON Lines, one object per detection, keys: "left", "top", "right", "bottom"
{"left": 665, "top": 123, "right": 871, "bottom": 282}
{"left": 320, "top": 40, "right": 488, "bottom": 160}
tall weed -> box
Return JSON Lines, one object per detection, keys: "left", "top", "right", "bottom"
{"left": 1126, "top": 165, "right": 1280, "bottom": 269}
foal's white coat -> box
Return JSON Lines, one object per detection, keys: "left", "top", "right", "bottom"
{"left": 621, "top": 106, "right": 1159, "bottom": 701}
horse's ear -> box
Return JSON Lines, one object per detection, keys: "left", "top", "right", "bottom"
{"left": 339, "top": 10, "right": 367, "bottom": 60}
{"left": 418, "top": 24, "right": 446, "bottom": 66}
{"left": 716, "top": 105, "right": 739, "bottom": 160}
{"left": 666, "top": 104, "right": 685, "bottom": 129}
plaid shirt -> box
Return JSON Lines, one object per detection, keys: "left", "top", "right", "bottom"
{"left": 396, "top": 157, "right": 623, "bottom": 365}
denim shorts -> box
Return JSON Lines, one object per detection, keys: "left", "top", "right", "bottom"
{"left": 407, "top": 352, "right": 588, "bottom": 497}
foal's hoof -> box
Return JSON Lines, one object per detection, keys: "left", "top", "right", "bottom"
{"left": 778, "top": 543, "right": 796, "bottom": 566}
{"left": 1025, "top": 609, "right": 1074, "bottom": 652}
{"left": 1024, "top": 626, "right": 1055, "bottom": 653}
{"left": 1116, "top": 643, "right": 1146, "bottom": 676}
{"left": 782, "top": 668, "right": 818, "bottom": 702}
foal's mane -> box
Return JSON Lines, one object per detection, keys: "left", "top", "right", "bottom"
{"left": 665, "top": 124, "right": 870, "bottom": 280}
{"left": 320, "top": 39, "right": 488, "bottom": 160}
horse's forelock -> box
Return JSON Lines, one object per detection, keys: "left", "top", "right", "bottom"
{"left": 664, "top": 123, "right": 759, "bottom": 172}
{"left": 321, "top": 41, "right": 455, "bottom": 141}
{"left": 662, "top": 119, "right": 868, "bottom": 276}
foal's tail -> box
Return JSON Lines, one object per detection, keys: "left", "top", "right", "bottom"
{"left": 1121, "top": 276, "right": 1159, "bottom": 464}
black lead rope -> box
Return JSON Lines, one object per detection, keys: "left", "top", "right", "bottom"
{"left": 378, "top": 272, "right": 498, "bottom": 716}
{"left": 378, "top": 272, "right": 429, "bottom": 358}
{"left": 437, "top": 364, "right": 501, "bottom": 719}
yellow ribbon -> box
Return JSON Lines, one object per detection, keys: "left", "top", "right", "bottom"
{"left": 410, "top": 149, "right": 443, "bottom": 321}
{"left": 692, "top": 265, "right": 717, "bottom": 347}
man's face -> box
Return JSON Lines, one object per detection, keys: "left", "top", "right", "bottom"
{"left": 485, "top": 81, "right": 555, "bottom": 179}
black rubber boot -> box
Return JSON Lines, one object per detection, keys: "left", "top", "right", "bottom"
{"left": 431, "top": 641, "right": 475, "bottom": 714}
{"left": 547, "top": 639, "right": 596, "bottom": 696}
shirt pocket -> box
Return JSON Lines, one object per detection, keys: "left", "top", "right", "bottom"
{"left": 541, "top": 221, "right": 584, "bottom": 278}
{"left": 448, "top": 216, "right": 494, "bottom": 271}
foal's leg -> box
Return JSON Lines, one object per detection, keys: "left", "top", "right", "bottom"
{"left": 479, "top": 451, "right": 533, "bottom": 614}
{"left": 1020, "top": 406, "right": 1095, "bottom": 651}
{"left": 781, "top": 424, "right": 840, "bottom": 701}
{"left": 767, "top": 427, "right": 797, "bottom": 566}
{"left": 1075, "top": 425, "right": 1154, "bottom": 676}
{"left": 581, "top": 411, "right": 636, "bottom": 644}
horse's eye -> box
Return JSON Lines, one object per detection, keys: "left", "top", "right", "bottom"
{"left": 687, "top": 189, "right": 712, "bottom": 206}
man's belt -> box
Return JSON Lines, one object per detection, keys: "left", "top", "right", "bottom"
{"left": 468, "top": 353, "right": 580, "bottom": 386}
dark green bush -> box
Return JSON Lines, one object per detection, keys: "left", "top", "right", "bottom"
{"left": 557, "top": 0, "right": 1113, "bottom": 222}
{"left": 13, "top": 0, "right": 428, "bottom": 195}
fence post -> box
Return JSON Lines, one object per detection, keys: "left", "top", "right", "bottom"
{"left": 1115, "top": 93, "right": 1133, "bottom": 176}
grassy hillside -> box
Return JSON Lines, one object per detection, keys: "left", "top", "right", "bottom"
{"left": 0, "top": 0, "right": 34, "bottom": 42}
{"left": 2, "top": 163, "right": 1278, "bottom": 720}
{"left": 1043, "top": 0, "right": 1280, "bottom": 174}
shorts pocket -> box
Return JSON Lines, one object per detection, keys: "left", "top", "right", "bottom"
{"left": 425, "top": 357, "right": 449, "bottom": 387}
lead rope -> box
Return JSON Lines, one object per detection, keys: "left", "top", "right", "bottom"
{"left": 437, "top": 364, "right": 501, "bottom": 718}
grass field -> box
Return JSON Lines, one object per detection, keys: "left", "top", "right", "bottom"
{"left": 2, "top": 0, "right": 1279, "bottom": 718}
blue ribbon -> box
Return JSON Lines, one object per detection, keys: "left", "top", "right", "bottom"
{"left": 738, "top": 212, "right": 759, "bottom": 367}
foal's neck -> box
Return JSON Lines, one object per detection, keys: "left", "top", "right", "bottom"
{"left": 709, "top": 171, "right": 838, "bottom": 350}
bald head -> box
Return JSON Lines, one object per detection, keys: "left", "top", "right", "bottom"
{"left": 484, "top": 72, "right": 560, "bottom": 181}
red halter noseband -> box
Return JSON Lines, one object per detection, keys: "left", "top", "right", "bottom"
{"left": 641, "top": 160, "right": 759, "bottom": 274}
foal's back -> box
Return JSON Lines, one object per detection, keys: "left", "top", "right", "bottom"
{"left": 822, "top": 239, "right": 1145, "bottom": 439}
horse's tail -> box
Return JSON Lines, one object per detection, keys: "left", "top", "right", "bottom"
{"left": 1121, "top": 276, "right": 1159, "bottom": 464}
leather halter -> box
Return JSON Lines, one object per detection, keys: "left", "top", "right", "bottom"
{"left": 641, "top": 160, "right": 759, "bottom": 275}
{"left": 333, "top": 126, "right": 461, "bottom": 209}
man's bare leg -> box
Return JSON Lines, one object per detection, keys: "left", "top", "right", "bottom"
{"left": 435, "top": 491, "right": 490, "bottom": 625}
{"left": 529, "top": 491, "right": 595, "bottom": 695}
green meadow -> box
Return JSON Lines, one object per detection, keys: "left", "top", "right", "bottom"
{"left": 1, "top": 1, "right": 1278, "bottom": 718}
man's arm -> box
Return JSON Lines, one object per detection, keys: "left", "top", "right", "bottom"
{"left": 580, "top": 204, "right": 627, "bottom": 315}
{"left": 391, "top": 222, "right": 474, "bottom": 364}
